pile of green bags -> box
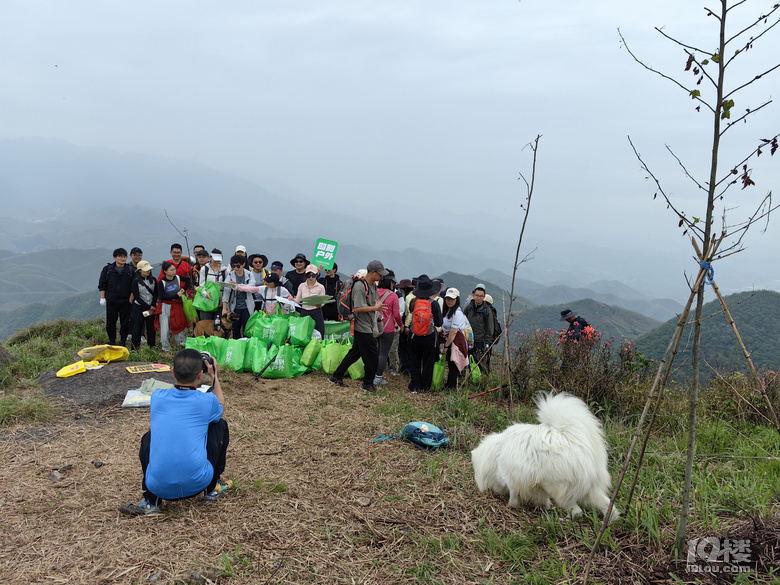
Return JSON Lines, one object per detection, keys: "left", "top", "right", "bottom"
{"left": 184, "top": 313, "right": 357, "bottom": 378}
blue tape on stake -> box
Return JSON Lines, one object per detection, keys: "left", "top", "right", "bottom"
{"left": 700, "top": 261, "right": 714, "bottom": 285}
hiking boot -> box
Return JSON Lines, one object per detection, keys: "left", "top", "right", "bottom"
{"left": 361, "top": 382, "right": 377, "bottom": 393}
{"left": 119, "top": 498, "right": 161, "bottom": 516}
{"left": 374, "top": 376, "right": 388, "bottom": 386}
{"left": 204, "top": 479, "right": 233, "bottom": 502}
{"left": 328, "top": 375, "right": 347, "bottom": 387}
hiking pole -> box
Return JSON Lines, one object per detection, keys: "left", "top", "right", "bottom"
{"left": 468, "top": 384, "right": 510, "bottom": 399}
{"left": 253, "top": 341, "right": 278, "bottom": 381}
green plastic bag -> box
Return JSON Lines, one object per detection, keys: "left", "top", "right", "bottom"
{"left": 347, "top": 357, "right": 365, "bottom": 380}
{"left": 221, "top": 339, "right": 246, "bottom": 373}
{"left": 244, "top": 311, "right": 263, "bottom": 337}
{"left": 288, "top": 314, "right": 315, "bottom": 347}
{"left": 262, "top": 344, "right": 296, "bottom": 379}
{"left": 300, "top": 338, "right": 322, "bottom": 368}
{"left": 208, "top": 336, "right": 227, "bottom": 364}
{"left": 248, "top": 313, "right": 290, "bottom": 347}
{"left": 469, "top": 354, "right": 482, "bottom": 384}
{"left": 192, "top": 282, "right": 221, "bottom": 312}
{"left": 244, "top": 337, "right": 259, "bottom": 372}
{"left": 431, "top": 354, "right": 447, "bottom": 392}
{"left": 340, "top": 340, "right": 364, "bottom": 380}
{"left": 320, "top": 339, "right": 343, "bottom": 374}
{"left": 185, "top": 336, "right": 211, "bottom": 353}
{"left": 292, "top": 346, "right": 309, "bottom": 376}
{"left": 312, "top": 351, "right": 322, "bottom": 371}
{"left": 323, "top": 320, "right": 352, "bottom": 341}
{"left": 181, "top": 297, "right": 198, "bottom": 322}
{"left": 252, "top": 342, "right": 278, "bottom": 376}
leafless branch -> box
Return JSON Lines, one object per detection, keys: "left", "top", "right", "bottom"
{"left": 714, "top": 131, "right": 780, "bottom": 189}
{"left": 723, "top": 62, "right": 780, "bottom": 99}
{"left": 628, "top": 135, "right": 705, "bottom": 237}
{"left": 719, "top": 191, "right": 778, "bottom": 248}
{"left": 654, "top": 26, "right": 709, "bottom": 55}
{"left": 515, "top": 247, "right": 537, "bottom": 271}
{"left": 720, "top": 99, "right": 772, "bottom": 136}
{"left": 619, "top": 29, "right": 716, "bottom": 113}
{"left": 666, "top": 144, "right": 706, "bottom": 191}
{"left": 724, "top": 4, "right": 780, "bottom": 53}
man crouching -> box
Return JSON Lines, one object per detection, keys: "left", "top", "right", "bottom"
{"left": 120, "top": 349, "right": 231, "bottom": 516}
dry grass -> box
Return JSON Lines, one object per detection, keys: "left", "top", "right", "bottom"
{"left": 2, "top": 370, "right": 778, "bottom": 585}
{"left": 1, "top": 373, "right": 530, "bottom": 585}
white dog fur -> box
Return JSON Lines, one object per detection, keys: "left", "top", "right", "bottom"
{"left": 471, "top": 392, "right": 620, "bottom": 523}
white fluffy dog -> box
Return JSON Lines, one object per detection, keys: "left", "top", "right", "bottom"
{"left": 471, "top": 392, "right": 620, "bottom": 523}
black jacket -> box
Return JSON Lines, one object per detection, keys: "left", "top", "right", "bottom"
{"left": 565, "top": 317, "right": 590, "bottom": 340}
{"left": 464, "top": 300, "right": 495, "bottom": 343}
{"left": 98, "top": 262, "right": 135, "bottom": 302}
{"left": 319, "top": 274, "right": 342, "bottom": 321}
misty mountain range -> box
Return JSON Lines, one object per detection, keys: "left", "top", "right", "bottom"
{"left": 0, "top": 137, "right": 693, "bottom": 311}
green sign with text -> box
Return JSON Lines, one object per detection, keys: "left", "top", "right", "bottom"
{"left": 312, "top": 238, "right": 339, "bottom": 270}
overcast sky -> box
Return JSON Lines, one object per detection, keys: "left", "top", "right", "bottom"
{"left": 2, "top": 1, "right": 779, "bottom": 296}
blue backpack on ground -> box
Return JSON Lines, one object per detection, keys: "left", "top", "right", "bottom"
{"left": 373, "top": 421, "right": 450, "bottom": 450}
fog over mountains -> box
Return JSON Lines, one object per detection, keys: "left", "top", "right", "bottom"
{"left": 1, "top": 137, "right": 773, "bottom": 326}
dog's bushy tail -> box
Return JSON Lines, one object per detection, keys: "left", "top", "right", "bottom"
{"left": 534, "top": 391, "right": 599, "bottom": 433}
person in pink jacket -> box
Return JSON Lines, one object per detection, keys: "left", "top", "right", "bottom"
{"left": 374, "top": 275, "right": 403, "bottom": 386}
{"left": 295, "top": 264, "right": 327, "bottom": 337}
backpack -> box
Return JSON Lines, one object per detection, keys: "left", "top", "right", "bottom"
{"left": 487, "top": 302, "right": 503, "bottom": 343}
{"left": 411, "top": 298, "right": 434, "bottom": 337}
{"left": 337, "top": 276, "right": 369, "bottom": 321}
{"left": 373, "top": 421, "right": 450, "bottom": 450}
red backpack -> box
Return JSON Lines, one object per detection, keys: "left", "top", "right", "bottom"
{"left": 411, "top": 298, "right": 434, "bottom": 337}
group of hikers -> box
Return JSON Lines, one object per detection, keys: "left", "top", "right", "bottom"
{"left": 108, "top": 243, "right": 591, "bottom": 516}
{"left": 97, "top": 243, "right": 516, "bottom": 392}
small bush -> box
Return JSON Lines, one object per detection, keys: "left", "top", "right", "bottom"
{"left": 700, "top": 369, "right": 780, "bottom": 425}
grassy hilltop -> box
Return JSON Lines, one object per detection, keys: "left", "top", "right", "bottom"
{"left": 1, "top": 318, "right": 779, "bottom": 583}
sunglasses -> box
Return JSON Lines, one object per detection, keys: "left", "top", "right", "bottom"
{"left": 231, "top": 264, "right": 243, "bottom": 268}
{"left": 253, "top": 260, "right": 263, "bottom": 264}
{"left": 306, "top": 273, "right": 316, "bottom": 278}
{"left": 294, "top": 260, "right": 305, "bottom": 264}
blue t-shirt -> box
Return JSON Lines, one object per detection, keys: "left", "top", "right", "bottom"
{"left": 145, "top": 388, "right": 223, "bottom": 500}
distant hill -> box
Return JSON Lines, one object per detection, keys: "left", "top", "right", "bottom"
{"left": 434, "top": 271, "right": 536, "bottom": 309}
{"left": 0, "top": 291, "right": 102, "bottom": 340}
{"left": 634, "top": 289, "right": 780, "bottom": 378}
{"left": 0, "top": 248, "right": 117, "bottom": 311}
{"left": 477, "top": 268, "right": 682, "bottom": 322}
{"left": 510, "top": 298, "right": 661, "bottom": 342}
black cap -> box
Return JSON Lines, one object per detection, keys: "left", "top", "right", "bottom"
{"left": 130, "top": 247, "right": 143, "bottom": 254}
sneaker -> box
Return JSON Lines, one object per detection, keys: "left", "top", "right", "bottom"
{"left": 361, "top": 382, "right": 377, "bottom": 393}
{"left": 204, "top": 479, "right": 233, "bottom": 502}
{"left": 328, "top": 375, "right": 347, "bottom": 387}
{"left": 374, "top": 376, "right": 388, "bottom": 386}
{"left": 389, "top": 369, "right": 399, "bottom": 377}
{"left": 118, "top": 498, "right": 161, "bottom": 516}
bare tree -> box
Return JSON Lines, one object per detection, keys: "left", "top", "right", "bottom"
{"left": 584, "top": 1, "right": 780, "bottom": 577}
